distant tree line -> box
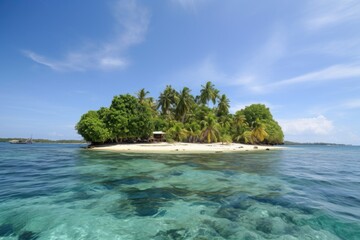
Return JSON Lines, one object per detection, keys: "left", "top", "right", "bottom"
{"left": 76, "top": 82, "right": 284, "bottom": 145}
{"left": 0, "top": 138, "right": 86, "bottom": 144}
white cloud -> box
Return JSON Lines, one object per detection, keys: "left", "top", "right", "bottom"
{"left": 266, "top": 63, "right": 360, "bottom": 90}
{"left": 279, "top": 115, "right": 334, "bottom": 135}
{"left": 24, "top": 0, "right": 149, "bottom": 71}
{"left": 305, "top": 0, "right": 360, "bottom": 30}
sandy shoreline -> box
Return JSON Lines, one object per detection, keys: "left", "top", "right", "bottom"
{"left": 91, "top": 142, "right": 283, "bottom": 153}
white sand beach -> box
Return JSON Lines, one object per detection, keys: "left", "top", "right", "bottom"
{"left": 92, "top": 142, "right": 282, "bottom": 153}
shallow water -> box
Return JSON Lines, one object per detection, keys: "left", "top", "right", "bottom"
{"left": 0, "top": 143, "right": 359, "bottom": 239}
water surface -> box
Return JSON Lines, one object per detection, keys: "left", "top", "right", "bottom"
{"left": 0, "top": 143, "right": 359, "bottom": 239}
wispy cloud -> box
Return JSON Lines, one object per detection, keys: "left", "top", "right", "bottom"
{"left": 171, "top": 0, "right": 208, "bottom": 12}
{"left": 341, "top": 99, "right": 360, "bottom": 109}
{"left": 279, "top": 115, "right": 334, "bottom": 135}
{"left": 170, "top": 28, "right": 287, "bottom": 93}
{"left": 305, "top": 0, "right": 360, "bottom": 30}
{"left": 230, "top": 28, "right": 286, "bottom": 88}
{"left": 264, "top": 63, "right": 360, "bottom": 91}
{"left": 169, "top": 56, "right": 264, "bottom": 94}
{"left": 24, "top": 0, "right": 150, "bottom": 71}
{"left": 247, "top": 29, "right": 287, "bottom": 70}
{"left": 302, "top": 38, "right": 360, "bottom": 58}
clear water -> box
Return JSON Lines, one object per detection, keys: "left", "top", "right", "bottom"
{"left": 0, "top": 143, "right": 359, "bottom": 240}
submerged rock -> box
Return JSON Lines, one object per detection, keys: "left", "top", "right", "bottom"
{"left": 215, "top": 207, "right": 240, "bottom": 221}
{"left": 256, "top": 218, "right": 273, "bottom": 234}
{"left": 228, "top": 194, "right": 252, "bottom": 210}
{"left": 134, "top": 203, "right": 159, "bottom": 216}
{"left": 117, "top": 176, "right": 155, "bottom": 185}
{"left": 169, "top": 170, "right": 183, "bottom": 176}
{"left": 214, "top": 193, "right": 252, "bottom": 221}
{"left": 124, "top": 187, "right": 189, "bottom": 217}
{"left": 278, "top": 212, "right": 296, "bottom": 224}
{"left": 251, "top": 195, "right": 314, "bottom": 215}
{"left": 203, "top": 219, "right": 238, "bottom": 239}
{"left": 154, "top": 228, "right": 187, "bottom": 240}
{"left": 99, "top": 175, "right": 155, "bottom": 189}
{"left": 0, "top": 224, "right": 14, "bottom": 236}
{"left": 18, "top": 231, "right": 38, "bottom": 240}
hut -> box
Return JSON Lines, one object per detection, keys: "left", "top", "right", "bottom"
{"left": 152, "top": 131, "right": 166, "bottom": 142}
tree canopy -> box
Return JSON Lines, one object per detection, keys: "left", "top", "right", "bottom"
{"left": 76, "top": 82, "right": 284, "bottom": 145}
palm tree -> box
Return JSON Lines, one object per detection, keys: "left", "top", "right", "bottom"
{"left": 146, "top": 97, "right": 157, "bottom": 110}
{"left": 175, "top": 87, "right": 194, "bottom": 122}
{"left": 232, "top": 112, "right": 248, "bottom": 142}
{"left": 137, "top": 88, "right": 149, "bottom": 104}
{"left": 220, "top": 133, "right": 232, "bottom": 145}
{"left": 242, "top": 130, "right": 254, "bottom": 144}
{"left": 251, "top": 118, "right": 268, "bottom": 143}
{"left": 186, "top": 122, "right": 201, "bottom": 143}
{"left": 200, "top": 112, "right": 221, "bottom": 143}
{"left": 200, "top": 81, "right": 219, "bottom": 106}
{"left": 189, "top": 129, "right": 201, "bottom": 143}
{"left": 233, "top": 112, "right": 246, "bottom": 127}
{"left": 168, "top": 123, "right": 188, "bottom": 142}
{"left": 157, "top": 85, "right": 177, "bottom": 116}
{"left": 217, "top": 94, "right": 230, "bottom": 116}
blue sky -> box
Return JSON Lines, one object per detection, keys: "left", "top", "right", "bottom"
{"left": 1, "top": 0, "right": 360, "bottom": 144}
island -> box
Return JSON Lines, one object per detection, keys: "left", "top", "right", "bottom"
{"left": 76, "top": 82, "right": 284, "bottom": 152}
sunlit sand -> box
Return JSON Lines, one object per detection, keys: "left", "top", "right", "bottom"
{"left": 92, "top": 142, "right": 282, "bottom": 153}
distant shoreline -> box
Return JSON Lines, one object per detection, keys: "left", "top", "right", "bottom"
{"left": 0, "top": 138, "right": 86, "bottom": 144}
{"left": 283, "top": 141, "right": 354, "bottom": 146}
{"left": 91, "top": 142, "right": 283, "bottom": 153}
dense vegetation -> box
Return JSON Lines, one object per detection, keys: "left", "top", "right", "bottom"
{"left": 76, "top": 82, "right": 284, "bottom": 145}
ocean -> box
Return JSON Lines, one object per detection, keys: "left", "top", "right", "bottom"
{"left": 0, "top": 143, "right": 359, "bottom": 239}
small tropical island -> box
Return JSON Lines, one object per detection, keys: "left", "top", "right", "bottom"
{"left": 76, "top": 82, "right": 284, "bottom": 152}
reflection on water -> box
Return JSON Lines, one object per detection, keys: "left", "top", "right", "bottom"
{"left": 0, "top": 143, "right": 359, "bottom": 239}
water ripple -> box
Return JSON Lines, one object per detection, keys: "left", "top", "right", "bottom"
{"left": 0, "top": 143, "right": 359, "bottom": 239}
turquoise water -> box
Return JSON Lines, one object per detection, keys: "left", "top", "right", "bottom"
{"left": 0, "top": 143, "right": 359, "bottom": 239}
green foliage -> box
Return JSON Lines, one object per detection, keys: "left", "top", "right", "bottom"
{"left": 263, "top": 120, "right": 284, "bottom": 145}
{"left": 167, "top": 122, "right": 188, "bottom": 142}
{"left": 184, "top": 121, "right": 201, "bottom": 143}
{"left": 76, "top": 111, "right": 110, "bottom": 143}
{"left": 76, "top": 95, "right": 154, "bottom": 144}
{"left": 201, "top": 112, "right": 221, "bottom": 143}
{"left": 232, "top": 104, "right": 284, "bottom": 145}
{"left": 240, "top": 104, "right": 273, "bottom": 126}
{"left": 217, "top": 94, "right": 230, "bottom": 116}
{"left": 76, "top": 84, "right": 284, "bottom": 145}
{"left": 153, "top": 117, "right": 167, "bottom": 132}
{"left": 109, "top": 94, "right": 154, "bottom": 141}
{"left": 242, "top": 130, "right": 254, "bottom": 144}
{"left": 251, "top": 118, "right": 268, "bottom": 143}
{"left": 200, "top": 81, "right": 219, "bottom": 105}
{"left": 220, "top": 133, "right": 232, "bottom": 145}
{"left": 157, "top": 85, "right": 178, "bottom": 116}
{"left": 175, "top": 87, "right": 194, "bottom": 122}
{"left": 137, "top": 88, "right": 149, "bottom": 104}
